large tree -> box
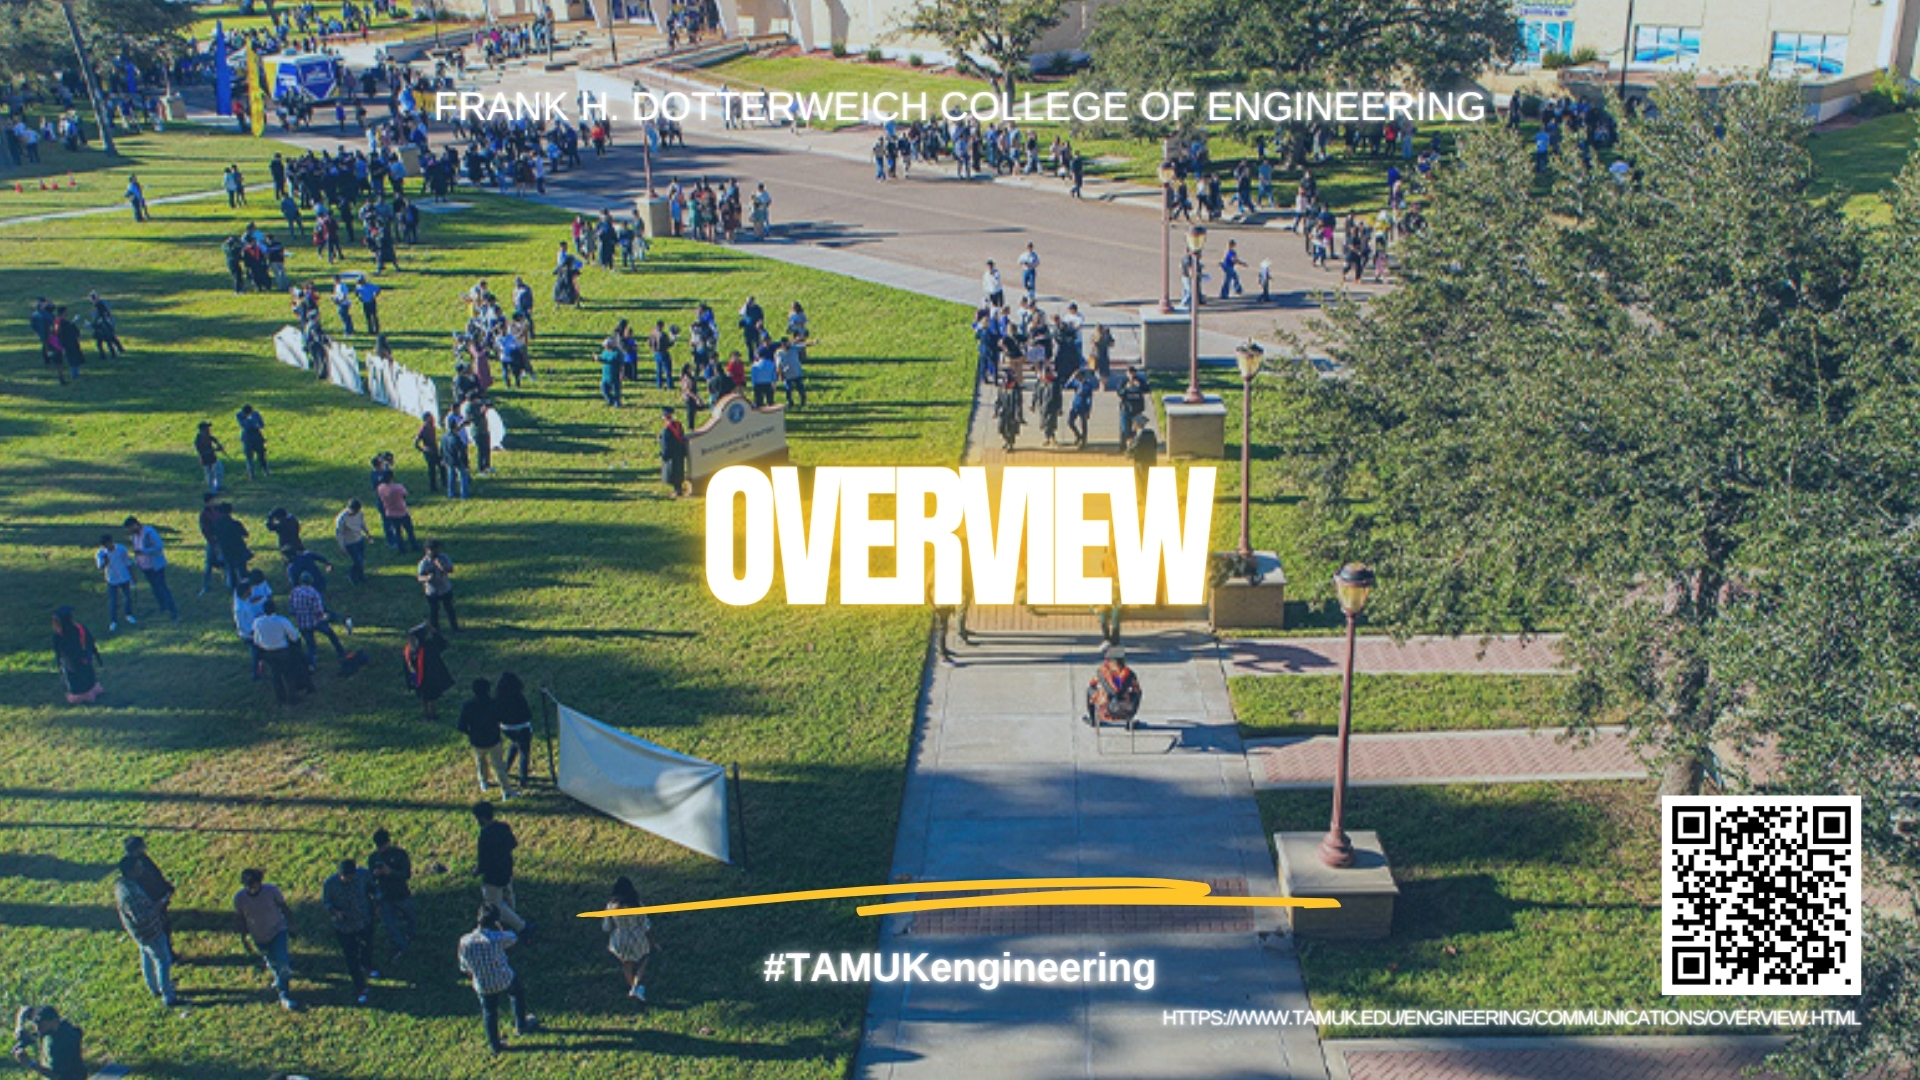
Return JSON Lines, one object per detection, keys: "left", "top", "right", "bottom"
{"left": 1271, "top": 77, "right": 1868, "bottom": 796}
{"left": 0, "top": 0, "right": 196, "bottom": 87}
{"left": 1270, "top": 73, "right": 1919, "bottom": 1078}
{"left": 889, "top": 0, "right": 1067, "bottom": 103}
{"left": 1084, "top": 0, "right": 1517, "bottom": 96}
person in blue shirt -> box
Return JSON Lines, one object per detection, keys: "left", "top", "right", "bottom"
{"left": 357, "top": 279, "right": 381, "bottom": 335}
{"left": 236, "top": 404, "right": 269, "bottom": 479}
{"left": 1219, "top": 239, "right": 1244, "bottom": 299}
{"left": 598, "top": 337, "right": 622, "bottom": 408}
{"left": 749, "top": 349, "right": 777, "bottom": 407}
{"left": 1066, "top": 365, "right": 1098, "bottom": 448}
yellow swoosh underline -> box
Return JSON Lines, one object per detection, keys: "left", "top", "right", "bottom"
{"left": 581, "top": 876, "right": 1340, "bottom": 919}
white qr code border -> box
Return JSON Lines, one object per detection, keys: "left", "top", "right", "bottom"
{"left": 1661, "top": 795, "right": 1861, "bottom": 997}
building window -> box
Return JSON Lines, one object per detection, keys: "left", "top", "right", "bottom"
{"left": 1632, "top": 25, "right": 1702, "bottom": 69}
{"left": 1520, "top": 18, "right": 1576, "bottom": 64}
{"left": 1771, "top": 33, "right": 1848, "bottom": 78}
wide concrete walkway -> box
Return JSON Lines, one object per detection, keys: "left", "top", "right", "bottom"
{"left": 1247, "top": 727, "right": 1646, "bottom": 790}
{"left": 1325, "top": 1036, "right": 1793, "bottom": 1080}
{"left": 857, "top": 626, "right": 1324, "bottom": 1080}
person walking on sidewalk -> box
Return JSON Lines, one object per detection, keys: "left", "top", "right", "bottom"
{"left": 982, "top": 261, "right": 1004, "bottom": 309}
{"left": 1017, "top": 243, "right": 1039, "bottom": 302}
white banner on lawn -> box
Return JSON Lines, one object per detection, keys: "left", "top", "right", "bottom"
{"left": 324, "top": 341, "right": 365, "bottom": 394}
{"left": 273, "top": 326, "right": 308, "bottom": 371}
{"left": 366, "top": 353, "right": 440, "bottom": 421}
{"left": 366, "top": 353, "right": 395, "bottom": 406}
{"left": 555, "top": 702, "right": 731, "bottom": 863}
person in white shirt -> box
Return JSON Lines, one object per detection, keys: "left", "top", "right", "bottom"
{"left": 982, "top": 261, "right": 1003, "bottom": 308}
{"left": 233, "top": 573, "right": 271, "bottom": 679}
{"left": 250, "top": 600, "right": 311, "bottom": 704}
{"left": 95, "top": 534, "right": 137, "bottom": 631}
{"left": 335, "top": 500, "right": 371, "bottom": 584}
{"left": 1017, "top": 243, "right": 1039, "bottom": 302}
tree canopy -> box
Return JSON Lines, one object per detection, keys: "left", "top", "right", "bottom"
{"left": 889, "top": 0, "right": 1068, "bottom": 103}
{"left": 1083, "top": 0, "right": 1518, "bottom": 96}
{"left": 1268, "top": 75, "right": 1919, "bottom": 1077}
{"left": 0, "top": 0, "right": 197, "bottom": 87}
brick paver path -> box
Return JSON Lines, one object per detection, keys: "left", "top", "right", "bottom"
{"left": 1328, "top": 1038, "right": 1791, "bottom": 1080}
{"left": 1248, "top": 727, "right": 1646, "bottom": 789}
{"left": 1227, "top": 635, "right": 1564, "bottom": 676}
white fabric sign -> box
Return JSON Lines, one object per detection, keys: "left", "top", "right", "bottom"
{"left": 365, "top": 353, "right": 440, "bottom": 421}
{"left": 366, "top": 353, "right": 395, "bottom": 406}
{"left": 273, "top": 326, "right": 308, "bottom": 371}
{"left": 556, "top": 702, "right": 731, "bottom": 863}
{"left": 488, "top": 409, "right": 506, "bottom": 451}
{"left": 324, "top": 341, "right": 365, "bottom": 394}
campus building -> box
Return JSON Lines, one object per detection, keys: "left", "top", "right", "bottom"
{"left": 482, "top": 0, "right": 1916, "bottom": 121}
{"left": 1506, "top": 0, "right": 1919, "bottom": 119}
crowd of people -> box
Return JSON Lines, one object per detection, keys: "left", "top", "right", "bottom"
{"left": 6, "top": 799, "right": 660, "bottom": 1070}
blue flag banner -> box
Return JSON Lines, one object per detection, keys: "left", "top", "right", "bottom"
{"left": 214, "top": 23, "right": 232, "bottom": 115}
{"left": 123, "top": 57, "right": 139, "bottom": 96}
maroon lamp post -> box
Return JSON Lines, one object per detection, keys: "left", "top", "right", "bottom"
{"left": 1233, "top": 343, "right": 1263, "bottom": 561}
{"left": 1157, "top": 160, "right": 1177, "bottom": 314}
{"left": 1183, "top": 224, "right": 1207, "bottom": 403}
{"left": 1318, "top": 562, "right": 1376, "bottom": 868}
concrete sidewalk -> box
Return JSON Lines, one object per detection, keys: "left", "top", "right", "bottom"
{"left": 1247, "top": 727, "right": 1646, "bottom": 790}
{"left": 1324, "top": 1036, "right": 1793, "bottom": 1080}
{"left": 857, "top": 627, "right": 1325, "bottom": 1080}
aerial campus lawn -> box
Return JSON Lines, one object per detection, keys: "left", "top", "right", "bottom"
{"left": 0, "top": 125, "right": 265, "bottom": 222}
{"left": 0, "top": 134, "right": 975, "bottom": 1078}
{"left": 1261, "top": 782, "right": 1812, "bottom": 1036}
{"left": 187, "top": 2, "right": 419, "bottom": 39}
{"left": 1809, "top": 110, "right": 1920, "bottom": 223}
{"left": 1231, "top": 674, "right": 1565, "bottom": 738}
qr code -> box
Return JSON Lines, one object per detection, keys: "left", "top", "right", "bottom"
{"left": 1662, "top": 795, "right": 1860, "bottom": 996}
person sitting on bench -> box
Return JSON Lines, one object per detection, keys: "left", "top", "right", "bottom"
{"left": 1086, "top": 646, "right": 1142, "bottom": 727}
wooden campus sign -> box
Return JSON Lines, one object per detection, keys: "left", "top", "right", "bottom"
{"left": 688, "top": 393, "right": 789, "bottom": 484}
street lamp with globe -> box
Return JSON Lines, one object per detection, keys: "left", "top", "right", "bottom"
{"left": 1183, "top": 224, "right": 1207, "bottom": 403}
{"left": 1234, "top": 342, "right": 1264, "bottom": 564}
{"left": 1318, "top": 562, "right": 1376, "bottom": 868}
{"left": 1157, "top": 161, "right": 1178, "bottom": 313}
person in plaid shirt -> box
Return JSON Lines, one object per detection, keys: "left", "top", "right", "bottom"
{"left": 289, "top": 573, "right": 350, "bottom": 672}
{"left": 457, "top": 907, "right": 539, "bottom": 1054}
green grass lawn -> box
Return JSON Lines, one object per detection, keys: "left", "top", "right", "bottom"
{"left": 0, "top": 126, "right": 258, "bottom": 222}
{"left": 1262, "top": 782, "right": 1809, "bottom": 1035}
{"left": 0, "top": 148, "right": 975, "bottom": 1077}
{"left": 1232, "top": 673, "right": 1565, "bottom": 738}
{"left": 706, "top": 55, "right": 977, "bottom": 132}
{"left": 190, "top": 2, "right": 419, "bottom": 39}
{"left": 1809, "top": 111, "right": 1920, "bottom": 223}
